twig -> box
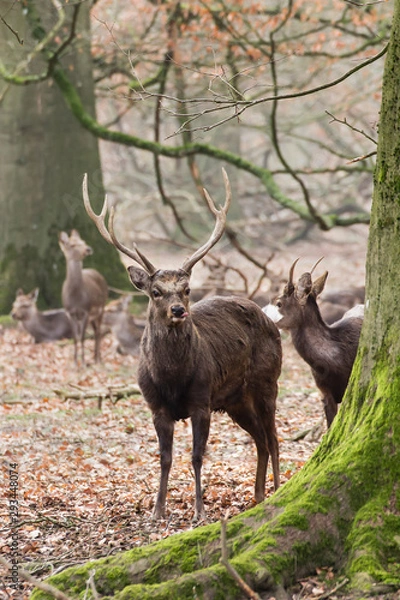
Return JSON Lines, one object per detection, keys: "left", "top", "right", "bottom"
{"left": 220, "top": 511, "right": 262, "bottom": 600}
{"left": 0, "top": 555, "right": 73, "bottom": 600}
{"left": 346, "top": 151, "right": 377, "bottom": 164}
{"left": 0, "top": 15, "right": 23, "bottom": 44}
{"left": 87, "top": 569, "right": 100, "bottom": 600}
{"left": 317, "top": 577, "right": 349, "bottom": 599}
{"left": 54, "top": 384, "right": 141, "bottom": 403}
{"left": 325, "top": 111, "right": 377, "bottom": 145}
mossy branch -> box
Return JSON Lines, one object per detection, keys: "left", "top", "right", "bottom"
{"left": 51, "top": 65, "right": 370, "bottom": 229}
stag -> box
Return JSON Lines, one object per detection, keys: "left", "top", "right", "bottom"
{"left": 11, "top": 288, "right": 73, "bottom": 343}
{"left": 268, "top": 259, "right": 363, "bottom": 427}
{"left": 58, "top": 229, "right": 108, "bottom": 364}
{"left": 83, "top": 171, "right": 282, "bottom": 519}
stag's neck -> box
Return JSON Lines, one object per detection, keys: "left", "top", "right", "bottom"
{"left": 142, "top": 316, "right": 200, "bottom": 382}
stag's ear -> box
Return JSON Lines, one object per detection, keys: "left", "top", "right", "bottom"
{"left": 311, "top": 271, "right": 328, "bottom": 298}
{"left": 127, "top": 266, "right": 151, "bottom": 293}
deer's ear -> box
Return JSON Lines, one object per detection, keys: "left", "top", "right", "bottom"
{"left": 312, "top": 271, "right": 328, "bottom": 298}
{"left": 127, "top": 266, "right": 151, "bottom": 293}
{"left": 58, "top": 231, "right": 69, "bottom": 246}
{"left": 30, "top": 288, "right": 39, "bottom": 302}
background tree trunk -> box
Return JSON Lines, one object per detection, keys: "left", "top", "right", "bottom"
{"left": 0, "top": 1, "right": 127, "bottom": 312}
{"left": 30, "top": 1, "right": 400, "bottom": 598}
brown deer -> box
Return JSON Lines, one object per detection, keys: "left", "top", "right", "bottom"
{"left": 102, "top": 296, "right": 145, "bottom": 356}
{"left": 267, "top": 259, "right": 363, "bottom": 427}
{"left": 83, "top": 171, "right": 282, "bottom": 520}
{"left": 58, "top": 229, "right": 108, "bottom": 364}
{"left": 11, "top": 288, "right": 73, "bottom": 343}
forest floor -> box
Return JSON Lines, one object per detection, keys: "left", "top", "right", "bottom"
{"left": 1, "top": 225, "right": 387, "bottom": 600}
{"left": 0, "top": 327, "right": 327, "bottom": 599}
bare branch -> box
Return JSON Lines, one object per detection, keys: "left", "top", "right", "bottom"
{"left": 326, "top": 111, "right": 377, "bottom": 145}
{"left": 0, "top": 15, "right": 23, "bottom": 45}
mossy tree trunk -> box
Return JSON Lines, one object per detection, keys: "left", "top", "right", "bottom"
{"left": 0, "top": 1, "right": 127, "bottom": 313}
{"left": 31, "top": 3, "right": 400, "bottom": 599}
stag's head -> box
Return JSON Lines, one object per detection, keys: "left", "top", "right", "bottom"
{"left": 273, "top": 258, "right": 328, "bottom": 330}
{"left": 83, "top": 170, "right": 231, "bottom": 328}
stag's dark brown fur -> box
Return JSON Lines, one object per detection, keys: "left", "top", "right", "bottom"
{"left": 130, "top": 268, "right": 282, "bottom": 519}
{"left": 274, "top": 262, "right": 363, "bottom": 427}
{"left": 83, "top": 170, "right": 282, "bottom": 519}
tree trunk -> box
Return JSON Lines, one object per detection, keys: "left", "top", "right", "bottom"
{"left": 30, "top": 2, "right": 400, "bottom": 599}
{"left": 0, "top": 1, "right": 126, "bottom": 312}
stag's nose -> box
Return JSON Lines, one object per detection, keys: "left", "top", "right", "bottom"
{"left": 171, "top": 305, "right": 187, "bottom": 318}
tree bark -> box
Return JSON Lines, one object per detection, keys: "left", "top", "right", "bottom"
{"left": 0, "top": 1, "right": 127, "bottom": 312}
{"left": 30, "top": 2, "right": 400, "bottom": 598}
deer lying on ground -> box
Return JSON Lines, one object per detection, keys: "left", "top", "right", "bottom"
{"left": 11, "top": 288, "right": 73, "bottom": 343}
{"left": 83, "top": 170, "right": 282, "bottom": 520}
{"left": 102, "top": 296, "right": 145, "bottom": 356}
{"left": 58, "top": 229, "right": 108, "bottom": 364}
{"left": 265, "top": 259, "right": 363, "bottom": 428}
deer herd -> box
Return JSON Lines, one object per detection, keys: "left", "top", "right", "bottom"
{"left": 9, "top": 170, "right": 365, "bottom": 519}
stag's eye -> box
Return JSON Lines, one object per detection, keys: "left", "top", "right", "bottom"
{"left": 152, "top": 289, "right": 162, "bottom": 299}
{"left": 276, "top": 300, "right": 282, "bottom": 308}
{"left": 185, "top": 288, "right": 191, "bottom": 296}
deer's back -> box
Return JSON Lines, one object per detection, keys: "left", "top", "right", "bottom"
{"left": 27, "top": 309, "right": 73, "bottom": 342}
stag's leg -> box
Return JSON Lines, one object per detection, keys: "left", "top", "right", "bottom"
{"left": 152, "top": 411, "right": 174, "bottom": 519}
{"left": 228, "top": 394, "right": 279, "bottom": 502}
{"left": 191, "top": 411, "right": 211, "bottom": 520}
{"left": 262, "top": 404, "right": 280, "bottom": 492}
{"left": 228, "top": 406, "right": 269, "bottom": 502}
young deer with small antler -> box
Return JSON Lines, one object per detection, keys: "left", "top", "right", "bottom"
{"left": 83, "top": 170, "right": 282, "bottom": 520}
{"left": 267, "top": 259, "right": 363, "bottom": 427}
{"left": 59, "top": 229, "right": 108, "bottom": 364}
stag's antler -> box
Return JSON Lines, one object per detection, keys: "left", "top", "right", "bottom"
{"left": 82, "top": 174, "right": 157, "bottom": 275}
{"left": 181, "top": 168, "right": 231, "bottom": 274}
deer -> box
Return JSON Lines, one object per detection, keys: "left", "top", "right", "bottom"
{"left": 58, "top": 229, "right": 108, "bottom": 364}
{"left": 11, "top": 288, "right": 73, "bottom": 343}
{"left": 102, "top": 295, "right": 145, "bottom": 356}
{"left": 83, "top": 170, "right": 282, "bottom": 520}
{"left": 266, "top": 259, "right": 363, "bottom": 428}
